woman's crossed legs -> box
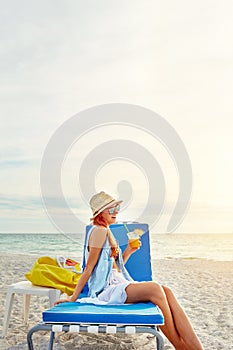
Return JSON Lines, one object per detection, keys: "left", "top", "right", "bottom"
{"left": 125, "top": 282, "right": 203, "bottom": 350}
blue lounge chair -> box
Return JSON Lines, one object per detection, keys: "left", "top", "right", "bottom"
{"left": 27, "top": 223, "right": 164, "bottom": 349}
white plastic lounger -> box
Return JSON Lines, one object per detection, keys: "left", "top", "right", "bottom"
{"left": 27, "top": 223, "right": 164, "bottom": 350}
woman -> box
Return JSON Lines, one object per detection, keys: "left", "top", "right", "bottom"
{"left": 55, "top": 191, "right": 203, "bottom": 350}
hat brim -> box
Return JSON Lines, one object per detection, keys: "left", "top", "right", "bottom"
{"left": 90, "top": 199, "right": 123, "bottom": 220}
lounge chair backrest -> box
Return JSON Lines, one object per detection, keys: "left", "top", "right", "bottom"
{"left": 83, "top": 223, "right": 152, "bottom": 284}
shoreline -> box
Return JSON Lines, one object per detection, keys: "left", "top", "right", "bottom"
{"left": 0, "top": 254, "right": 232, "bottom": 349}
{"left": 0, "top": 250, "right": 232, "bottom": 263}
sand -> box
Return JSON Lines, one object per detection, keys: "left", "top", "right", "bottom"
{"left": 0, "top": 254, "right": 232, "bottom": 349}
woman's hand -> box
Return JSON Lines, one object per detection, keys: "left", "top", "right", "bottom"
{"left": 122, "top": 240, "right": 141, "bottom": 264}
{"left": 127, "top": 239, "right": 141, "bottom": 253}
{"left": 54, "top": 297, "right": 73, "bottom": 305}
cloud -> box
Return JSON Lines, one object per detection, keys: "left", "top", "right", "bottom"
{"left": 0, "top": 1, "right": 232, "bottom": 233}
{"left": 0, "top": 195, "right": 42, "bottom": 211}
{"left": 0, "top": 159, "right": 37, "bottom": 169}
{"left": 0, "top": 147, "right": 39, "bottom": 170}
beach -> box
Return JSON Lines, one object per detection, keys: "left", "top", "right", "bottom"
{"left": 0, "top": 254, "right": 232, "bottom": 349}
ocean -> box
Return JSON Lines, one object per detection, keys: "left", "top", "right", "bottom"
{"left": 0, "top": 232, "right": 232, "bottom": 261}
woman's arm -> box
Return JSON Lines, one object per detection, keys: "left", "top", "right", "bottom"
{"left": 69, "top": 247, "right": 104, "bottom": 301}
{"left": 55, "top": 227, "right": 107, "bottom": 304}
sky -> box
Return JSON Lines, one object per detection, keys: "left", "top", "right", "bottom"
{"left": 0, "top": 0, "right": 233, "bottom": 234}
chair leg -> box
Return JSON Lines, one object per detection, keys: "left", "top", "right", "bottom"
{"left": 48, "top": 331, "right": 55, "bottom": 350}
{"left": 1, "top": 290, "right": 15, "bottom": 337}
{"left": 27, "top": 324, "right": 44, "bottom": 350}
{"left": 48, "top": 289, "right": 61, "bottom": 307}
{"left": 27, "top": 325, "right": 55, "bottom": 350}
{"left": 27, "top": 326, "right": 34, "bottom": 350}
{"left": 155, "top": 328, "right": 164, "bottom": 350}
{"left": 23, "top": 294, "right": 31, "bottom": 324}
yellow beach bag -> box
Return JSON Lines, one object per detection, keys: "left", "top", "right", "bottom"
{"left": 25, "top": 256, "right": 82, "bottom": 295}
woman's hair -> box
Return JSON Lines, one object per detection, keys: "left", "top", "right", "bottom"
{"left": 93, "top": 212, "right": 108, "bottom": 227}
{"left": 92, "top": 212, "right": 119, "bottom": 258}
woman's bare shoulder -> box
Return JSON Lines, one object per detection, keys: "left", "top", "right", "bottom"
{"left": 89, "top": 226, "right": 108, "bottom": 249}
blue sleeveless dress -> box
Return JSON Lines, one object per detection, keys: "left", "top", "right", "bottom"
{"left": 78, "top": 226, "right": 135, "bottom": 305}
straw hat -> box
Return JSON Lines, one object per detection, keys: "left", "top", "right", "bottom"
{"left": 90, "top": 191, "right": 122, "bottom": 220}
